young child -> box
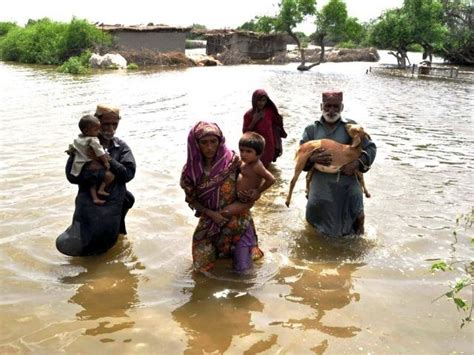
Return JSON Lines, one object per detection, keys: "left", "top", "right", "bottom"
{"left": 222, "top": 132, "right": 275, "bottom": 218}
{"left": 68, "top": 115, "right": 115, "bottom": 205}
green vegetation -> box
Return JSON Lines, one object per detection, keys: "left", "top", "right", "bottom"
{"left": 0, "top": 21, "right": 18, "bottom": 36}
{"left": 57, "top": 50, "right": 92, "bottom": 74}
{"left": 127, "top": 63, "right": 139, "bottom": 70}
{"left": 431, "top": 208, "right": 473, "bottom": 328}
{"left": 237, "top": 0, "right": 472, "bottom": 68}
{"left": 187, "top": 24, "right": 207, "bottom": 40}
{"left": 0, "top": 17, "right": 112, "bottom": 68}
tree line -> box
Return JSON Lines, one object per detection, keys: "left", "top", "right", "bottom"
{"left": 237, "top": 0, "right": 473, "bottom": 69}
{"left": 0, "top": 0, "right": 471, "bottom": 72}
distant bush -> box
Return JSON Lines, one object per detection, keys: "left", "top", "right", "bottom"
{"left": 407, "top": 43, "right": 423, "bottom": 52}
{"left": 0, "top": 18, "right": 112, "bottom": 65}
{"left": 0, "top": 22, "right": 18, "bottom": 36}
{"left": 337, "top": 41, "right": 357, "bottom": 49}
{"left": 57, "top": 50, "right": 92, "bottom": 74}
{"left": 185, "top": 39, "right": 206, "bottom": 49}
{"left": 58, "top": 56, "right": 90, "bottom": 74}
{"left": 127, "top": 63, "right": 139, "bottom": 70}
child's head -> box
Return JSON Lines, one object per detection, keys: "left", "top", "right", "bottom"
{"left": 79, "top": 115, "right": 101, "bottom": 137}
{"left": 239, "top": 132, "right": 265, "bottom": 163}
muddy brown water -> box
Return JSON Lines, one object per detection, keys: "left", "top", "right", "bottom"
{"left": 1, "top": 51, "right": 473, "bottom": 353}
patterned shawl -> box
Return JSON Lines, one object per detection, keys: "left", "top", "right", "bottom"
{"left": 180, "top": 121, "right": 239, "bottom": 216}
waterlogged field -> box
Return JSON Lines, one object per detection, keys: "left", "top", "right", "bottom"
{"left": 0, "top": 52, "right": 473, "bottom": 353}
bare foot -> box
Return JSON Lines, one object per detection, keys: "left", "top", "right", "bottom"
{"left": 93, "top": 198, "right": 106, "bottom": 205}
{"left": 97, "top": 190, "right": 110, "bottom": 196}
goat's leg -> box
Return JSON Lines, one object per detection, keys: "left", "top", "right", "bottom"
{"left": 305, "top": 169, "right": 314, "bottom": 199}
{"left": 286, "top": 155, "right": 313, "bottom": 207}
{"left": 356, "top": 172, "right": 371, "bottom": 198}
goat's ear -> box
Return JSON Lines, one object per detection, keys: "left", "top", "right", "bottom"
{"left": 351, "top": 135, "right": 362, "bottom": 148}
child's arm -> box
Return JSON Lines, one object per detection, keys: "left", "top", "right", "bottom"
{"left": 98, "top": 154, "right": 111, "bottom": 170}
{"left": 89, "top": 139, "right": 110, "bottom": 169}
{"left": 254, "top": 161, "right": 276, "bottom": 195}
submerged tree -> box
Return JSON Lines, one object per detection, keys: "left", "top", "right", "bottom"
{"left": 369, "top": 9, "right": 414, "bottom": 68}
{"left": 273, "top": 0, "right": 318, "bottom": 71}
{"left": 313, "top": 0, "right": 350, "bottom": 66}
{"left": 440, "top": 0, "right": 473, "bottom": 64}
{"left": 404, "top": 0, "right": 447, "bottom": 62}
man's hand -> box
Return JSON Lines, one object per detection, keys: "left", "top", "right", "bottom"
{"left": 341, "top": 160, "right": 359, "bottom": 176}
{"left": 309, "top": 148, "right": 332, "bottom": 166}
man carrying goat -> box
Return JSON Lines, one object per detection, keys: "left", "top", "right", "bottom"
{"left": 298, "top": 91, "right": 376, "bottom": 237}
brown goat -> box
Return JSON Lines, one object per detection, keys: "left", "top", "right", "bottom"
{"left": 285, "top": 124, "right": 371, "bottom": 207}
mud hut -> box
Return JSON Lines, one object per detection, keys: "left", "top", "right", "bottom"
{"left": 100, "top": 24, "right": 191, "bottom": 53}
{"left": 205, "top": 30, "right": 287, "bottom": 60}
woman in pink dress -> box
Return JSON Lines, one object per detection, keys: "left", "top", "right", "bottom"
{"left": 243, "top": 89, "right": 287, "bottom": 167}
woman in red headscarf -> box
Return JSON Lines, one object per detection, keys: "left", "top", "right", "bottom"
{"left": 243, "top": 89, "right": 287, "bottom": 167}
{"left": 180, "top": 121, "right": 263, "bottom": 273}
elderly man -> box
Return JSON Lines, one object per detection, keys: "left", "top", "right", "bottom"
{"left": 57, "top": 104, "right": 136, "bottom": 256}
{"left": 301, "top": 91, "right": 376, "bottom": 237}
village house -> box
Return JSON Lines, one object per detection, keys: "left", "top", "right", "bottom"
{"left": 205, "top": 30, "right": 287, "bottom": 60}
{"left": 100, "top": 24, "right": 191, "bottom": 53}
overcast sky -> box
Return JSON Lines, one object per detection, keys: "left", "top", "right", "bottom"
{"left": 1, "top": 0, "right": 403, "bottom": 31}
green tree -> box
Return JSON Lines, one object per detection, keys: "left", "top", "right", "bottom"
{"left": 60, "top": 18, "right": 111, "bottom": 60}
{"left": 238, "top": 15, "right": 277, "bottom": 33}
{"left": 343, "top": 17, "right": 366, "bottom": 45}
{"left": 273, "top": 0, "right": 318, "bottom": 70}
{"left": 188, "top": 24, "right": 207, "bottom": 40}
{"left": 403, "top": 0, "right": 447, "bottom": 61}
{"left": 439, "top": 0, "right": 473, "bottom": 64}
{"left": 312, "top": 0, "right": 350, "bottom": 66}
{"left": 0, "top": 22, "right": 18, "bottom": 36}
{"left": 0, "top": 18, "right": 112, "bottom": 65}
{"left": 369, "top": 9, "right": 414, "bottom": 68}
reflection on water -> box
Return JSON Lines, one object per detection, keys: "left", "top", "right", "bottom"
{"left": 172, "top": 274, "right": 264, "bottom": 354}
{"left": 60, "top": 237, "right": 144, "bottom": 339}
{"left": 276, "top": 262, "right": 362, "bottom": 337}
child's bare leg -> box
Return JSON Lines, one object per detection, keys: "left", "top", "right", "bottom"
{"left": 98, "top": 171, "right": 115, "bottom": 196}
{"left": 221, "top": 201, "right": 254, "bottom": 219}
{"left": 90, "top": 186, "right": 106, "bottom": 205}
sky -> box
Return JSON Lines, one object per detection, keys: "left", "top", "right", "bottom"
{"left": 1, "top": 0, "right": 404, "bottom": 32}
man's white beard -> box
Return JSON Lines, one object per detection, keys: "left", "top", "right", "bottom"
{"left": 322, "top": 111, "right": 341, "bottom": 123}
{"left": 101, "top": 131, "right": 115, "bottom": 140}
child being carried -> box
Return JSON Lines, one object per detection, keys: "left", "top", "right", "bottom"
{"left": 222, "top": 132, "right": 275, "bottom": 218}
{"left": 67, "top": 115, "right": 115, "bottom": 205}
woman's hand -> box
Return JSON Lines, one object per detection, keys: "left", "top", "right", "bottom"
{"left": 238, "top": 189, "right": 261, "bottom": 203}
{"left": 341, "top": 160, "right": 359, "bottom": 176}
{"left": 206, "top": 210, "right": 229, "bottom": 227}
{"left": 309, "top": 148, "right": 332, "bottom": 166}
{"left": 248, "top": 111, "right": 264, "bottom": 130}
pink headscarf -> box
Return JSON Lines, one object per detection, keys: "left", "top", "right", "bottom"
{"left": 180, "top": 121, "right": 238, "bottom": 215}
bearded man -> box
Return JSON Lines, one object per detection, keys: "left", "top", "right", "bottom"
{"left": 57, "top": 104, "right": 136, "bottom": 256}
{"left": 300, "top": 91, "right": 376, "bottom": 237}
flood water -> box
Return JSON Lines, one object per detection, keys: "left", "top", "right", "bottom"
{"left": 1, "top": 51, "right": 473, "bottom": 353}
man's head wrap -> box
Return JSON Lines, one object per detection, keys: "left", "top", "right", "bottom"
{"left": 322, "top": 91, "right": 343, "bottom": 103}
{"left": 95, "top": 104, "right": 120, "bottom": 119}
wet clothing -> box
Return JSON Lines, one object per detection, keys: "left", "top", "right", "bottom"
{"left": 57, "top": 136, "right": 136, "bottom": 256}
{"left": 70, "top": 134, "right": 106, "bottom": 176}
{"left": 243, "top": 89, "right": 287, "bottom": 167}
{"left": 180, "top": 121, "right": 263, "bottom": 272}
{"left": 301, "top": 117, "right": 376, "bottom": 237}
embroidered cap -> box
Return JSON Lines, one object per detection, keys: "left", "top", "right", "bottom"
{"left": 322, "top": 91, "right": 343, "bottom": 102}
{"left": 95, "top": 104, "right": 120, "bottom": 118}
